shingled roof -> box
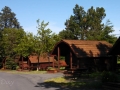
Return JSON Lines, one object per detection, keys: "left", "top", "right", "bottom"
{"left": 51, "top": 40, "right": 112, "bottom": 57}
{"left": 29, "top": 55, "right": 54, "bottom": 63}
{"left": 108, "top": 37, "right": 120, "bottom": 55}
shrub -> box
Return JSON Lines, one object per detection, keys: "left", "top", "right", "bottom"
{"left": 5, "top": 57, "right": 17, "bottom": 70}
{"left": 101, "top": 71, "right": 118, "bottom": 83}
{"left": 89, "top": 72, "right": 102, "bottom": 78}
{"left": 47, "top": 67, "right": 57, "bottom": 70}
{"left": 16, "top": 66, "right": 20, "bottom": 70}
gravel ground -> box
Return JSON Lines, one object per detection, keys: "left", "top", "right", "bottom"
{"left": 0, "top": 72, "right": 64, "bottom": 90}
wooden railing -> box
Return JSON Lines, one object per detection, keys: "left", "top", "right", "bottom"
{"left": 63, "top": 68, "right": 89, "bottom": 79}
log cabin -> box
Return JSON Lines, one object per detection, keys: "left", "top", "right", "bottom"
{"left": 51, "top": 39, "right": 114, "bottom": 72}
{"left": 1, "top": 54, "right": 68, "bottom": 70}
{"left": 17, "top": 55, "right": 56, "bottom": 70}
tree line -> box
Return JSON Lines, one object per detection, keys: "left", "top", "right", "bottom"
{"left": 0, "top": 5, "right": 117, "bottom": 69}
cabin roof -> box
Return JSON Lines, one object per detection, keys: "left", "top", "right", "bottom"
{"left": 51, "top": 39, "right": 112, "bottom": 58}
{"left": 29, "top": 55, "right": 54, "bottom": 63}
{"left": 109, "top": 37, "right": 120, "bottom": 55}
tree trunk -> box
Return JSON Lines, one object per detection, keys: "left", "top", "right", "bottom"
{"left": 37, "top": 54, "right": 40, "bottom": 71}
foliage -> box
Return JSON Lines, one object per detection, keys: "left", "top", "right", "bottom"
{"left": 0, "top": 62, "right": 2, "bottom": 68}
{"left": 35, "top": 19, "right": 61, "bottom": 55}
{"left": 0, "top": 70, "right": 47, "bottom": 74}
{"left": 34, "top": 19, "right": 61, "bottom": 70}
{"left": 97, "top": 20, "right": 117, "bottom": 44}
{"left": 59, "top": 30, "right": 74, "bottom": 39}
{"left": 89, "top": 72, "right": 102, "bottom": 78}
{"left": 45, "top": 77, "right": 68, "bottom": 83}
{"left": 1, "top": 28, "right": 25, "bottom": 57}
{"left": 14, "top": 32, "right": 35, "bottom": 57}
{"left": 44, "top": 77, "right": 102, "bottom": 89}
{"left": 47, "top": 67, "right": 57, "bottom": 70}
{"left": 0, "top": 28, "right": 25, "bottom": 69}
{"left": 0, "top": 6, "right": 22, "bottom": 30}
{"left": 50, "top": 33, "right": 61, "bottom": 51}
{"left": 16, "top": 66, "right": 20, "bottom": 70}
{"left": 60, "top": 56, "right": 65, "bottom": 60}
{"left": 101, "top": 71, "right": 118, "bottom": 83}
{"left": 59, "top": 4, "right": 117, "bottom": 44}
{"left": 5, "top": 56, "right": 17, "bottom": 70}
{"left": 35, "top": 19, "right": 52, "bottom": 54}
{"left": 0, "top": 6, "right": 59, "bottom": 70}
{"left": 0, "top": 6, "right": 23, "bottom": 66}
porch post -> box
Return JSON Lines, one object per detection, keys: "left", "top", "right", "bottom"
{"left": 4, "top": 58, "right": 6, "bottom": 69}
{"left": 70, "top": 51, "right": 72, "bottom": 69}
{"left": 28, "top": 58, "right": 30, "bottom": 70}
{"left": 58, "top": 47, "right": 60, "bottom": 70}
{"left": 112, "top": 55, "right": 117, "bottom": 71}
{"left": 77, "top": 59, "right": 79, "bottom": 68}
{"left": 3, "top": 58, "right": 5, "bottom": 69}
{"left": 52, "top": 56, "right": 55, "bottom": 68}
{"left": 22, "top": 56, "right": 23, "bottom": 70}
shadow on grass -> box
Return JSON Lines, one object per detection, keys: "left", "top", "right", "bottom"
{"left": 35, "top": 79, "right": 102, "bottom": 90}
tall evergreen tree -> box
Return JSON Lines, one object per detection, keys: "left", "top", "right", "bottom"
{"left": 85, "top": 6, "right": 106, "bottom": 40}
{"left": 59, "top": 4, "right": 117, "bottom": 44}
{"left": 0, "top": 6, "right": 21, "bottom": 30}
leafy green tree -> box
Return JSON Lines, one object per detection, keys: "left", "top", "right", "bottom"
{"left": 34, "top": 19, "right": 52, "bottom": 70}
{"left": 1, "top": 28, "right": 25, "bottom": 56}
{"left": 35, "top": 19, "right": 61, "bottom": 70}
{"left": 0, "top": 6, "right": 21, "bottom": 30}
{"left": 5, "top": 56, "right": 17, "bottom": 70}
{"left": 14, "top": 32, "right": 35, "bottom": 57}
{"left": 50, "top": 33, "right": 61, "bottom": 50}
{"left": 100, "top": 20, "right": 117, "bottom": 44}
{"left": 1, "top": 28, "right": 25, "bottom": 69}
{"left": 59, "top": 29, "right": 74, "bottom": 39}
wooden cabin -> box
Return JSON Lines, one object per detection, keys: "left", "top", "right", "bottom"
{"left": 109, "top": 37, "right": 120, "bottom": 55}
{"left": 29, "top": 55, "right": 55, "bottom": 70}
{"left": 1, "top": 54, "right": 67, "bottom": 70}
{"left": 108, "top": 37, "right": 120, "bottom": 70}
{"left": 51, "top": 40, "right": 114, "bottom": 71}
{"left": 17, "top": 55, "right": 56, "bottom": 70}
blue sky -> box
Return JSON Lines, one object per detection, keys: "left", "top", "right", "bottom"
{"left": 1, "top": 0, "right": 120, "bottom": 36}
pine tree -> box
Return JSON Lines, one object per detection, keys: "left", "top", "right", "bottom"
{"left": 59, "top": 4, "right": 117, "bottom": 44}
{"left": 0, "top": 6, "right": 22, "bottom": 30}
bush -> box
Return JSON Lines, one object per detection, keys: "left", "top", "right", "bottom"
{"left": 16, "top": 66, "right": 20, "bottom": 70}
{"left": 5, "top": 57, "right": 17, "bottom": 70}
{"left": 47, "top": 67, "right": 57, "bottom": 70}
{"left": 101, "top": 71, "right": 118, "bottom": 83}
{"left": 0, "top": 62, "right": 2, "bottom": 68}
{"left": 89, "top": 72, "right": 102, "bottom": 78}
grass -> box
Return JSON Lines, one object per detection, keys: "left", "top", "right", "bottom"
{"left": 0, "top": 70, "right": 47, "bottom": 74}
{"left": 45, "top": 77, "right": 69, "bottom": 83}
{"left": 117, "top": 60, "right": 120, "bottom": 64}
{"left": 44, "top": 76, "right": 102, "bottom": 89}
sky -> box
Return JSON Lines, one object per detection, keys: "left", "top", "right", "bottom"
{"left": 1, "top": 0, "right": 120, "bottom": 36}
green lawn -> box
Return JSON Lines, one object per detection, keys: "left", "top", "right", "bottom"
{"left": 0, "top": 70, "right": 47, "bottom": 74}
{"left": 117, "top": 60, "right": 120, "bottom": 64}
